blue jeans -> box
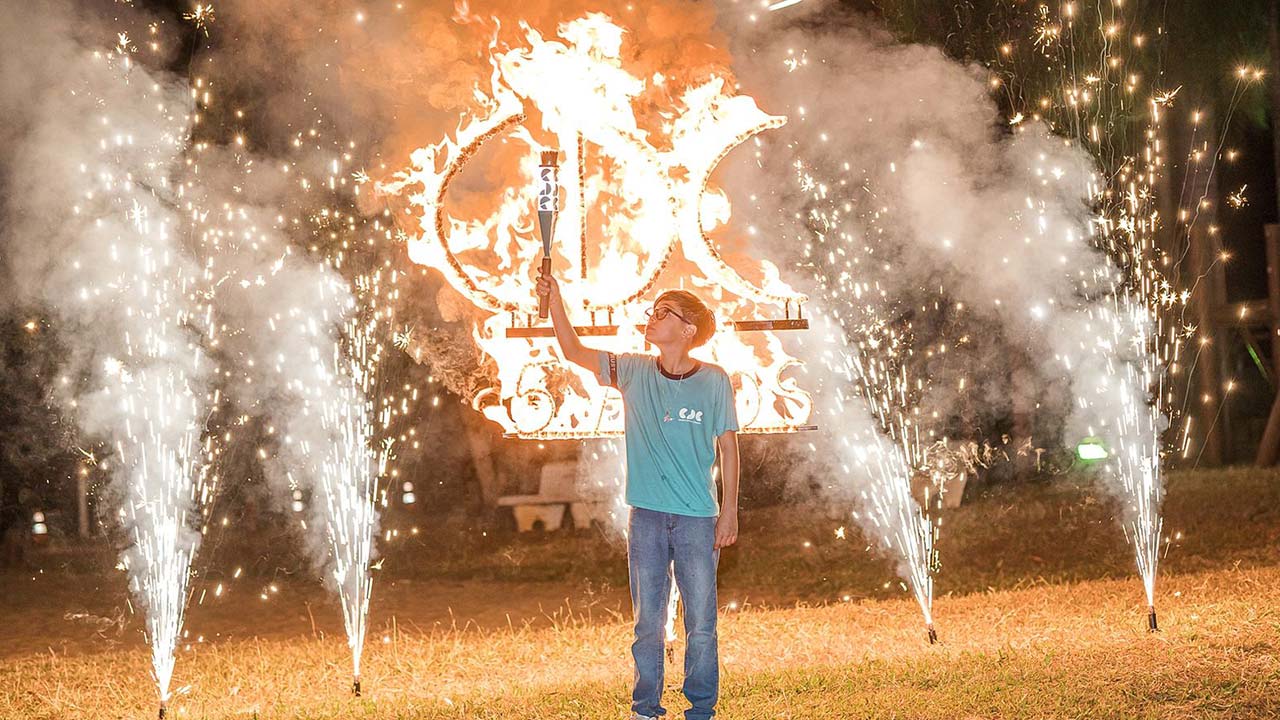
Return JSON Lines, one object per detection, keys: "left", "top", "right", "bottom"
{"left": 628, "top": 507, "right": 719, "bottom": 719}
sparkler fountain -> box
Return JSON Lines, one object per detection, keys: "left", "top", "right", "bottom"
{"left": 227, "top": 251, "right": 385, "bottom": 694}
{"left": 987, "top": 1, "right": 1264, "bottom": 632}
{"left": 115, "top": 234, "right": 211, "bottom": 720}
{"left": 181, "top": 152, "right": 393, "bottom": 691}
{"left": 1018, "top": 1, "right": 1171, "bottom": 636}
{"left": 166, "top": 0, "right": 419, "bottom": 687}
{"left": 169, "top": 108, "right": 393, "bottom": 689}
{"left": 169, "top": 0, "right": 419, "bottom": 681}
{"left": 321, "top": 308, "right": 386, "bottom": 696}
{"left": 4, "top": 35, "right": 217, "bottom": 715}
{"left": 814, "top": 311, "right": 940, "bottom": 643}
{"left": 91, "top": 75, "right": 211, "bottom": 720}
{"left": 1076, "top": 267, "right": 1169, "bottom": 633}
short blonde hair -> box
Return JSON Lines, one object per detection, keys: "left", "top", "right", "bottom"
{"left": 656, "top": 290, "right": 716, "bottom": 348}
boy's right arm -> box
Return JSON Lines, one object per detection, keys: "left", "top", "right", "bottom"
{"left": 536, "top": 267, "right": 598, "bottom": 371}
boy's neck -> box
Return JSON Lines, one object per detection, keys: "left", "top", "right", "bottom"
{"left": 656, "top": 344, "right": 695, "bottom": 375}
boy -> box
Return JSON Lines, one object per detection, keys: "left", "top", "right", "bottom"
{"left": 536, "top": 269, "right": 739, "bottom": 720}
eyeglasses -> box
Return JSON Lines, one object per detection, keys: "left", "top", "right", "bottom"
{"left": 645, "top": 305, "right": 692, "bottom": 325}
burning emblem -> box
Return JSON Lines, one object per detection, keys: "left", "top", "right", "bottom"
{"left": 379, "top": 14, "right": 813, "bottom": 439}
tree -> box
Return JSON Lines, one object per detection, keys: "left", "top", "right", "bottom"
{"left": 0, "top": 312, "right": 82, "bottom": 537}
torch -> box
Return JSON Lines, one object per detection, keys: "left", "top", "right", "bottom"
{"left": 536, "top": 150, "right": 559, "bottom": 320}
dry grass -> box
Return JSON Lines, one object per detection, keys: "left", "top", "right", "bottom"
{"left": 4, "top": 564, "right": 1279, "bottom": 719}
{"left": 3, "top": 468, "right": 1280, "bottom": 718}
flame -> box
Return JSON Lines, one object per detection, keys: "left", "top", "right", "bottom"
{"left": 380, "top": 13, "right": 812, "bottom": 439}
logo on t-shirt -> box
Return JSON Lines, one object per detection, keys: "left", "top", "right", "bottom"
{"left": 677, "top": 407, "right": 704, "bottom": 424}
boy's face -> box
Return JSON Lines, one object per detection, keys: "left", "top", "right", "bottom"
{"left": 643, "top": 299, "right": 694, "bottom": 347}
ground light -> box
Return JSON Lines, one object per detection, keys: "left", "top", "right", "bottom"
{"left": 1076, "top": 438, "right": 1109, "bottom": 462}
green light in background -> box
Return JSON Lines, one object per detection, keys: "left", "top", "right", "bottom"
{"left": 1076, "top": 438, "right": 1109, "bottom": 461}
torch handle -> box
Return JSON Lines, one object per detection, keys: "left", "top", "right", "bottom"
{"left": 538, "top": 257, "right": 552, "bottom": 319}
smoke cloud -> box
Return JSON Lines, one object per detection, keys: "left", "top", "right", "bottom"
{"left": 0, "top": 0, "right": 385, "bottom": 684}
{"left": 717, "top": 3, "right": 1123, "bottom": 462}
{"left": 0, "top": 0, "right": 214, "bottom": 698}
{"left": 711, "top": 2, "right": 1163, "bottom": 600}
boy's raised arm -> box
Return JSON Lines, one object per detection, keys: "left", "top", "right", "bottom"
{"left": 536, "top": 267, "right": 598, "bottom": 371}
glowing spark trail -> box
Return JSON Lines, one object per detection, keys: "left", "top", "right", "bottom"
{"left": 1026, "top": 2, "right": 1171, "bottom": 631}
{"left": 787, "top": 154, "right": 941, "bottom": 639}
{"left": 815, "top": 311, "right": 938, "bottom": 641}
{"left": 984, "top": 0, "right": 1263, "bottom": 629}
{"left": 59, "top": 47, "right": 213, "bottom": 714}
{"left": 183, "top": 4, "right": 215, "bottom": 36}
{"left": 319, "top": 308, "right": 387, "bottom": 693}
{"left": 206, "top": 243, "right": 386, "bottom": 690}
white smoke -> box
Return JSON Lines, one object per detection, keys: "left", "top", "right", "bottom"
{"left": 0, "top": 0, "right": 385, "bottom": 691}
{"left": 0, "top": 1, "right": 211, "bottom": 701}
{"left": 720, "top": 7, "right": 1109, "bottom": 426}
{"left": 713, "top": 1, "right": 1161, "bottom": 606}
{"left": 162, "top": 104, "right": 384, "bottom": 682}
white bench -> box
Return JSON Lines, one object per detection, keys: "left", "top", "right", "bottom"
{"left": 497, "top": 461, "right": 610, "bottom": 532}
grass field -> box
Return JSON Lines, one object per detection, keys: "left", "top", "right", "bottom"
{"left": 2, "top": 468, "right": 1279, "bottom": 719}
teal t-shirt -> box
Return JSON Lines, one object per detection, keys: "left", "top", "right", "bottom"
{"left": 596, "top": 351, "right": 739, "bottom": 517}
